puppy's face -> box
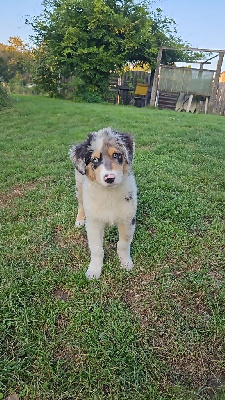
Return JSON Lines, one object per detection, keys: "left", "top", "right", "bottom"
{"left": 70, "top": 128, "right": 134, "bottom": 187}
{"left": 86, "top": 142, "right": 125, "bottom": 187}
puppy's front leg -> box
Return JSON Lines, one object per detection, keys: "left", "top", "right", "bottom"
{"left": 75, "top": 170, "right": 85, "bottom": 227}
{"left": 85, "top": 219, "right": 104, "bottom": 279}
{"left": 117, "top": 218, "right": 135, "bottom": 271}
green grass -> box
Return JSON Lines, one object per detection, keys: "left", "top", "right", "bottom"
{"left": 0, "top": 95, "right": 225, "bottom": 400}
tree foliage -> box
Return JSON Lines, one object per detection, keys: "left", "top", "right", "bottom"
{"left": 31, "top": 0, "right": 186, "bottom": 97}
{"left": 0, "top": 83, "right": 13, "bottom": 109}
{"left": 0, "top": 37, "right": 32, "bottom": 83}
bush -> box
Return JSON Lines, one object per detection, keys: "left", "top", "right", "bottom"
{"left": 8, "top": 73, "right": 34, "bottom": 95}
{"left": 59, "top": 77, "right": 103, "bottom": 103}
{"left": 79, "top": 89, "right": 103, "bottom": 103}
{"left": 0, "top": 82, "right": 13, "bottom": 110}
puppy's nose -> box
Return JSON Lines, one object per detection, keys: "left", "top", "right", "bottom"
{"left": 104, "top": 173, "right": 115, "bottom": 184}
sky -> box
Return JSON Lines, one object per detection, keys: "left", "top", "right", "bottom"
{"left": 0, "top": 0, "right": 225, "bottom": 71}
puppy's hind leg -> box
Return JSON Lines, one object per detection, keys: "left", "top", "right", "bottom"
{"left": 117, "top": 218, "right": 136, "bottom": 271}
{"left": 75, "top": 170, "right": 85, "bottom": 228}
{"left": 85, "top": 219, "right": 104, "bottom": 279}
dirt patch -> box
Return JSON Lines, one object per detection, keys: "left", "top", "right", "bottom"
{"left": 122, "top": 270, "right": 156, "bottom": 325}
{"left": 0, "top": 182, "right": 36, "bottom": 207}
{"left": 207, "top": 270, "right": 224, "bottom": 287}
{"left": 5, "top": 394, "right": 19, "bottom": 400}
{"left": 121, "top": 267, "right": 224, "bottom": 391}
{"left": 54, "top": 344, "right": 86, "bottom": 370}
{"left": 200, "top": 374, "right": 225, "bottom": 399}
{"left": 51, "top": 287, "right": 73, "bottom": 302}
{"left": 53, "top": 312, "right": 87, "bottom": 370}
{"left": 0, "top": 178, "right": 51, "bottom": 208}
{"left": 53, "top": 225, "right": 88, "bottom": 250}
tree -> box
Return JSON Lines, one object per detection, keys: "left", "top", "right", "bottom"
{"left": 0, "top": 37, "right": 32, "bottom": 83}
{"left": 30, "top": 0, "right": 185, "bottom": 97}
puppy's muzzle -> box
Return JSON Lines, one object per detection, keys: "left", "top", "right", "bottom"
{"left": 104, "top": 173, "right": 115, "bottom": 184}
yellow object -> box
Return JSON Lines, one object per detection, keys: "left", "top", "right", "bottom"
{"left": 134, "top": 83, "right": 149, "bottom": 96}
{"left": 219, "top": 71, "right": 225, "bottom": 82}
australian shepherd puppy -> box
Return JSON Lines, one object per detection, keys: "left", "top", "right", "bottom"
{"left": 70, "top": 127, "right": 137, "bottom": 279}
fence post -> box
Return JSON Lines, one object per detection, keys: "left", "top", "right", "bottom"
{"left": 208, "top": 52, "right": 224, "bottom": 114}
{"left": 150, "top": 47, "right": 163, "bottom": 107}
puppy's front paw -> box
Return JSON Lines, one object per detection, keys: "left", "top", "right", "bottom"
{"left": 120, "top": 259, "right": 134, "bottom": 271}
{"left": 75, "top": 219, "right": 85, "bottom": 228}
{"left": 85, "top": 267, "right": 101, "bottom": 280}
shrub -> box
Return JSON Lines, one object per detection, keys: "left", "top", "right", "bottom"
{"left": 59, "top": 77, "right": 103, "bottom": 103}
{"left": 8, "top": 73, "right": 34, "bottom": 95}
{"left": 0, "top": 82, "right": 13, "bottom": 110}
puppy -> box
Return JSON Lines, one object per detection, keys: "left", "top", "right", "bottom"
{"left": 70, "top": 127, "right": 137, "bottom": 279}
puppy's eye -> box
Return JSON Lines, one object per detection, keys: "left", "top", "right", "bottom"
{"left": 113, "top": 153, "right": 119, "bottom": 158}
{"left": 90, "top": 156, "right": 102, "bottom": 169}
{"left": 113, "top": 153, "right": 123, "bottom": 164}
{"left": 91, "top": 157, "right": 99, "bottom": 163}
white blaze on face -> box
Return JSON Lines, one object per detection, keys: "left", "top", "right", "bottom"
{"left": 94, "top": 134, "right": 104, "bottom": 154}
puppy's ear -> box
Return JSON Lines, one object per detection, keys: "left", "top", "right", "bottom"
{"left": 70, "top": 133, "right": 93, "bottom": 175}
{"left": 118, "top": 132, "right": 135, "bottom": 164}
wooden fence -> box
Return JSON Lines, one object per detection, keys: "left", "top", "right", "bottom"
{"left": 213, "top": 82, "right": 225, "bottom": 115}
{"left": 108, "top": 71, "right": 151, "bottom": 104}
{"left": 57, "top": 71, "right": 225, "bottom": 114}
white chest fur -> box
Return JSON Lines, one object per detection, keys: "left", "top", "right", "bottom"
{"left": 82, "top": 173, "right": 137, "bottom": 225}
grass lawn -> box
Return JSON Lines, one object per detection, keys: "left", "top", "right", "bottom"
{"left": 0, "top": 95, "right": 225, "bottom": 400}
